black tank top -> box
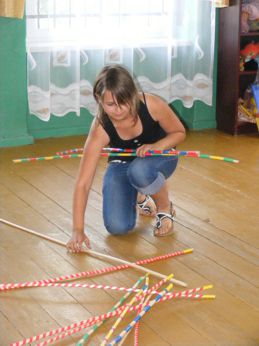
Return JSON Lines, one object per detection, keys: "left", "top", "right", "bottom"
{"left": 101, "top": 94, "right": 166, "bottom": 162}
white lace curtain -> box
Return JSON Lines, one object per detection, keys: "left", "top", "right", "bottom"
{"left": 26, "top": 0, "right": 215, "bottom": 121}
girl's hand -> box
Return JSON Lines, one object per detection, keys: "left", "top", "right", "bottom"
{"left": 136, "top": 144, "right": 155, "bottom": 157}
{"left": 66, "top": 230, "right": 91, "bottom": 253}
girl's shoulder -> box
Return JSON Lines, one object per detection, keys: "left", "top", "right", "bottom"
{"left": 139, "top": 92, "right": 165, "bottom": 106}
{"left": 139, "top": 92, "right": 168, "bottom": 120}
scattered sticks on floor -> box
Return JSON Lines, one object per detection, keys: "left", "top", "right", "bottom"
{"left": 1, "top": 218, "right": 215, "bottom": 346}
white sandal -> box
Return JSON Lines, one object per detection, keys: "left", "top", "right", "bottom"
{"left": 153, "top": 202, "right": 176, "bottom": 237}
{"left": 137, "top": 195, "right": 156, "bottom": 216}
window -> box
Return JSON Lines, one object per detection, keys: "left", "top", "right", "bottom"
{"left": 26, "top": 0, "right": 185, "bottom": 48}
{"left": 26, "top": 0, "right": 215, "bottom": 120}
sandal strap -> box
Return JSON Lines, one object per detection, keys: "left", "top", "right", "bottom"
{"left": 155, "top": 204, "right": 176, "bottom": 229}
{"left": 137, "top": 195, "right": 152, "bottom": 212}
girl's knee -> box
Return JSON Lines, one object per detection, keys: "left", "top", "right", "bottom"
{"left": 127, "top": 160, "right": 151, "bottom": 187}
{"left": 104, "top": 219, "right": 136, "bottom": 235}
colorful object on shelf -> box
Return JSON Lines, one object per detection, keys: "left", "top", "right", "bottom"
{"left": 240, "top": 42, "right": 259, "bottom": 61}
{"left": 240, "top": 42, "right": 259, "bottom": 73}
{"left": 251, "top": 83, "right": 259, "bottom": 131}
{"left": 241, "top": 1, "right": 259, "bottom": 34}
{"left": 238, "top": 97, "right": 257, "bottom": 123}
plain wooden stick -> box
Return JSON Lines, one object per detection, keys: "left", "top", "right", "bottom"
{"left": 0, "top": 218, "right": 187, "bottom": 287}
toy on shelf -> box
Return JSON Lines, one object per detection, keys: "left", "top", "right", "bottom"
{"left": 238, "top": 96, "right": 257, "bottom": 123}
{"left": 240, "top": 42, "right": 259, "bottom": 71}
{"left": 251, "top": 74, "right": 259, "bottom": 130}
{"left": 238, "top": 67, "right": 259, "bottom": 130}
{"left": 241, "top": 0, "right": 259, "bottom": 33}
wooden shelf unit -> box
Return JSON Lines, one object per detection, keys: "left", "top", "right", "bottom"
{"left": 216, "top": 0, "right": 258, "bottom": 135}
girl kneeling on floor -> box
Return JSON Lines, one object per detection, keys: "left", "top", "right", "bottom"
{"left": 67, "top": 64, "right": 186, "bottom": 252}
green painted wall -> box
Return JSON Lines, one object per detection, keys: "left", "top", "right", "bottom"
{"left": 0, "top": 16, "right": 33, "bottom": 147}
{"left": 28, "top": 109, "right": 93, "bottom": 139}
{"left": 0, "top": 13, "right": 218, "bottom": 148}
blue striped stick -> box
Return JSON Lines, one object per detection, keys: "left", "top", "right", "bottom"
{"left": 108, "top": 274, "right": 174, "bottom": 346}
{"left": 76, "top": 276, "right": 145, "bottom": 346}
{"left": 119, "top": 276, "right": 150, "bottom": 346}
{"left": 101, "top": 274, "right": 149, "bottom": 346}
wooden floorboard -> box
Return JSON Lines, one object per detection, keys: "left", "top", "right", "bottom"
{"left": 0, "top": 129, "right": 259, "bottom": 345}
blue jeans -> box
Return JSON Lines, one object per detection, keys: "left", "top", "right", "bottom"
{"left": 102, "top": 156, "right": 178, "bottom": 235}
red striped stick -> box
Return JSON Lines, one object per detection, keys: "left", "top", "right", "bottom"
{"left": 37, "top": 292, "right": 215, "bottom": 346}
{"left": 133, "top": 277, "right": 150, "bottom": 346}
{"left": 10, "top": 285, "right": 214, "bottom": 346}
{"left": 0, "top": 281, "right": 172, "bottom": 295}
{"left": 76, "top": 276, "right": 145, "bottom": 346}
{"left": 0, "top": 282, "right": 142, "bottom": 293}
{"left": 56, "top": 148, "right": 83, "bottom": 155}
{"left": 0, "top": 218, "right": 187, "bottom": 286}
{"left": 1, "top": 281, "right": 212, "bottom": 299}
{"left": 101, "top": 275, "right": 150, "bottom": 345}
{"left": 0, "top": 249, "right": 193, "bottom": 291}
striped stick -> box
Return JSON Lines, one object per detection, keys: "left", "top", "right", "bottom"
{"left": 103, "top": 148, "right": 200, "bottom": 155}
{"left": 1, "top": 280, "right": 182, "bottom": 296}
{"left": 108, "top": 274, "right": 175, "bottom": 346}
{"left": 76, "top": 276, "right": 145, "bottom": 346}
{"left": 102, "top": 148, "right": 239, "bottom": 163}
{"left": 36, "top": 293, "right": 215, "bottom": 346}
{"left": 198, "top": 153, "right": 239, "bottom": 163}
{"left": 62, "top": 146, "right": 239, "bottom": 164}
{"left": 132, "top": 276, "right": 150, "bottom": 346}
{"left": 56, "top": 148, "right": 83, "bottom": 155}
{"left": 0, "top": 218, "right": 187, "bottom": 287}
{"left": 12, "top": 151, "right": 239, "bottom": 163}
{"left": 1, "top": 279, "right": 213, "bottom": 299}
{"left": 101, "top": 152, "right": 199, "bottom": 158}
{"left": 12, "top": 151, "right": 196, "bottom": 163}
{"left": 101, "top": 275, "right": 149, "bottom": 346}
{"left": 0, "top": 281, "right": 147, "bottom": 293}
{"left": 34, "top": 293, "right": 215, "bottom": 346}
{"left": 11, "top": 285, "right": 214, "bottom": 346}
{"left": 121, "top": 277, "right": 166, "bottom": 346}
{"left": 127, "top": 277, "right": 171, "bottom": 346}
{"left": 0, "top": 279, "right": 204, "bottom": 297}
{"left": 12, "top": 153, "right": 83, "bottom": 163}
{"left": 56, "top": 148, "right": 200, "bottom": 155}
{"left": 0, "top": 248, "right": 193, "bottom": 291}
{"left": 101, "top": 152, "right": 239, "bottom": 163}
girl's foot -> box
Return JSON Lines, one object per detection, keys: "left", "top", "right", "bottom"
{"left": 153, "top": 202, "right": 176, "bottom": 237}
{"left": 137, "top": 195, "right": 156, "bottom": 217}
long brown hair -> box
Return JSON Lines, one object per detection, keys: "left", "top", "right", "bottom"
{"left": 93, "top": 64, "right": 140, "bottom": 124}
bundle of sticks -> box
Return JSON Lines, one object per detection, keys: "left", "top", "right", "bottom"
{"left": 12, "top": 147, "right": 239, "bottom": 164}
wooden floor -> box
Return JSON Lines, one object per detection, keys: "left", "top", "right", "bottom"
{"left": 0, "top": 129, "right": 259, "bottom": 346}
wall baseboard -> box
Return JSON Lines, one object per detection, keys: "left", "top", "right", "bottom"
{"left": 29, "top": 126, "right": 89, "bottom": 139}
{"left": 0, "top": 135, "right": 34, "bottom": 148}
